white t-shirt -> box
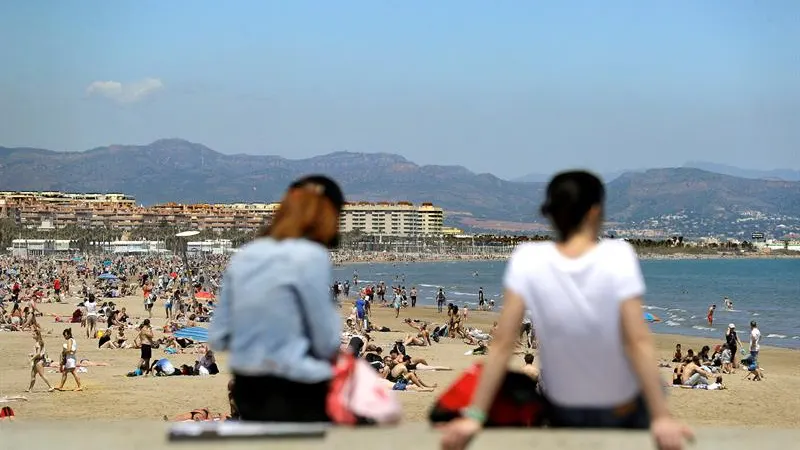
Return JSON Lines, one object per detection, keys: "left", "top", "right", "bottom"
{"left": 750, "top": 328, "right": 761, "bottom": 352}
{"left": 85, "top": 301, "right": 98, "bottom": 317}
{"left": 503, "top": 239, "right": 645, "bottom": 407}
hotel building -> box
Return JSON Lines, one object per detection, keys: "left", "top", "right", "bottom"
{"left": 338, "top": 201, "right": 444, "bottom": 237}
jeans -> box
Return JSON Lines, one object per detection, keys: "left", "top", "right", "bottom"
{"left": 684, "top": 373, "right": 710, "bottom": 387}
{"left": 750, "top": 350, "right": 759, "bottom": 363}
{"left": 546, "top": 395, "right": 650, "bottom": 429}
{"left": 233, "top": 374, "right": 330, "bottom": 422}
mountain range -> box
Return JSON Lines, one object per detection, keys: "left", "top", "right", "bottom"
{"left": 1, "top": 139, "right": 799, "bottom": 232}
{"left": 514, "top": 162, "right": 800, "bottom": 183}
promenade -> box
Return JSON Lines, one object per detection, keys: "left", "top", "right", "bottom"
{"left": 2, "top": 422, "right": 797, "bottom": 449}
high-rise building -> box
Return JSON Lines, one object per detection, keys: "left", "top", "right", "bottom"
{"left": 338, "top": 201, "right": 444, "bottom": 237}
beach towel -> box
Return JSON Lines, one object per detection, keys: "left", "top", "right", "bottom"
{"left": 326, "top": 353, "right": 402, "bottom": 426}
{"left": 429, "top": 363, "right": 545, "bottom": 427}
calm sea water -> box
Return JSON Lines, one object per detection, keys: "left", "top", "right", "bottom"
{"left": 333, "top": 258, "right": 800, "bottom": 349}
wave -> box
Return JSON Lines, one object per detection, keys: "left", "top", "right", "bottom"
{"left": 664, "top": 321, "right": 681, "bottom": 327}
{"left": 766, "top": 334, "right": 787, "bottom": 339}
{"left": 451, "top": 291, "right": 478, "bottom": 297}
{"left": 643, "top": 305, "right": 667, "bottom": 310}
{"left": 418, "top": 284, "right": 438, "bottom": 288}
{"left": 692, "top": 325, "right": 716, "bottom": 332}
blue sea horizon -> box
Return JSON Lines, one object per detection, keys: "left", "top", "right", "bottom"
{"left": 334, "top": 258, "right": 800, "bottom": 349}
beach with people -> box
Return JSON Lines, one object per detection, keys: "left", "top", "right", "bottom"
{"left": 331, "top": 249, "right": 800, "bottom": 267}
{"left": 2, "top": 286, "right": 799, "bottom": 427}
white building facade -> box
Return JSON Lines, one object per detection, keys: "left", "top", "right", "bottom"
{"left": 338, "top": 202, "right": 444, "bottom": 237}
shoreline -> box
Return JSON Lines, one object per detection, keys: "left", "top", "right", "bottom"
{"left": 374, "top": 304, "right": 798, "bottom": 352}
{"left": 332, "top": 250, "right": 800, "bottom": 265}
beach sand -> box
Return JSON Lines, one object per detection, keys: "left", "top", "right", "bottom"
{"left": 1, "top": 294, "right": 798, "bottom": 427}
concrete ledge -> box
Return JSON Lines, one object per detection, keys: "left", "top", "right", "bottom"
{"left": 1, "top": 422, "right": 797, "bottom": 449}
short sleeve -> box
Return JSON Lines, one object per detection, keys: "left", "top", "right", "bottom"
{"left": 503, "top": 245, "right": 530, "bottom": 298}
{"left": 614, "top": 241, "right": 646, "bottom": 301}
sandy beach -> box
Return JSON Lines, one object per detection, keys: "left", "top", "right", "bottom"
{"left": 331, "top": 250, "right": 800, "bottom": 266}
{"left": 2, "top": 292, "right": 799, "bottom": 428}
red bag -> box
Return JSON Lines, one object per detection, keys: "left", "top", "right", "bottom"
{"left": 429, "top": 363, "right": 545, "bottom": 427}
{"left": 326, "top": 353, "right": 402, "bottom": 426}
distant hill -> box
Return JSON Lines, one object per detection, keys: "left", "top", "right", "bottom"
{"left": 513, "top": 170, "right": 625, "bottom": 183}
{"left": 683, "top": 161, "right": 800, "bottom": 182}
{"left": 606, "top": 168, "right": 800, "bottom": 223}
{"left": 1, "top": 139, "right": 799, "bottom": 231}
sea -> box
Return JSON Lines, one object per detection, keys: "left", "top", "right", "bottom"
{"left": 333, "top": 258, "right": 800, "bottom": 349}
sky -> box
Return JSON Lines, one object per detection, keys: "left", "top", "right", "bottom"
{"left": 0, "top": 1, "right": 798, "bottom": 180}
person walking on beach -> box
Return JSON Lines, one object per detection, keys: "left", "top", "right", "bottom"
{"left": 477, "top": 287, "right": 485, "bottom": 310}
{"left": 55, "top": 328, "right": 82, "bottom": 391}
{"left": 439, "top": 171, "right": 692, "bottom": 450}
{"left": 725, "top": 324, "right": 743, "bottom": 369}
{"left": 436, "top": 288, "right": 446, "bottom": 313}
{"left": 393, "top": 288, "right": 402, "bottom": 318}
{"left": 749, "top": 320, "right": 761, "bottom": 366}
{"left": 27, "top": 329, "right": 54, "bottom": 392}
{"left": 707, "top": 304, "right": 716, "bottom": 326}
{"left": 84, "top": 293, "right": 98, "bottom": 339}
{"left": 137, "top": 319, "right": 154, "bottom": 374}
{"left": 355, "top": 293, "right": 368, "bottom": 331}
{"left": 410, "top": 286, "right": 418, "bottom": 308}
{"left": 210, "top": 175, "right": 344, "bottom": 422}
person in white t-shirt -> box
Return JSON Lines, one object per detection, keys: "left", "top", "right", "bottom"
{"left": 84, "top": 294, "right": 99, "bottom": 339}
{"left": 749, "top": 320, "right": 761, "bottom": 364}
{"left": 440, "top": 171, "right": 693, "bottom": 450}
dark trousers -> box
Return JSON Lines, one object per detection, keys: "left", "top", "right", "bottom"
{"left": 545, "top": 395, "right": 650, "bottom": 429}
{"left": 233, "top": 374, "right": 330, "bottom": 422}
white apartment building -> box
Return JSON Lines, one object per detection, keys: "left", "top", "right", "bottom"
{"left": 338, "top": 202, "right": 444, "bottom": 237}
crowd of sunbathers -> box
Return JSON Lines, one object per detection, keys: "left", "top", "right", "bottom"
{"left": 667, "top": 341, "right": 765, "bottom": 389}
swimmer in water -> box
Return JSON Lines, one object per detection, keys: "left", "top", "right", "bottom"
{"left": 707, "top": 304, "right": 716, "bottom": 326}
{"left": 724, "top": 297, "right": 733, "bottom": 310}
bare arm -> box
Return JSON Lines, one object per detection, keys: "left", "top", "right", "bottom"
{"left": 620, "top": 297, "right": 671, "bottom": 420}
{"left": 466, "top": 289, "right": 526, "bottom": 414}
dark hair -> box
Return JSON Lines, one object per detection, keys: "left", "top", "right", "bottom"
{"left": 261, "top": 175, "right": 344, "bottom": 248}
{"left": 524, "top": 353, "right": 534, "bottom": 364}
{"left": 540, "top": 171, "right": 605, "bottom": 241}
{"left": 63, "top": 328, "right": 72, "bottom": 338}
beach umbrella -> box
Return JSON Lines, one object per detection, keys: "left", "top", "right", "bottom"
{"left": 103, "top": 259, "right": 113, "bottom": 267}
{"left": 173, "top": 326, "right": 209, "bottom": 343}
{"left": 643, "top": 312, "right": 661, "bottom": 323}
{"left": 98, "top": 273, "right": 118, "bottom": 280}
{"left": 195, "top": 291, "right": 215, "bottom": 300}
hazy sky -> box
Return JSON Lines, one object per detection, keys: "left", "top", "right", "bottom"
{"left": 1, "top": 1, "right": 798, "bottom": 179}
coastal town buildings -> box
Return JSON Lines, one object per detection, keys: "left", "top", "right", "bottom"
{"left": 0, "top": 191, "right": 445, "bottom": 237}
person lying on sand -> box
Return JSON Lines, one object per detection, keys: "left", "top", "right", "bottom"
{"left": 403, "top": 319, "right": 432, "bottom": 345}
{"left": 164, "top": 407, "right": 228, "bottom": 422}
{"left": 46, "top": 358, "right": 109, "bottom": 369}
{"left": 383, "top": 357, "right": 437, "bottom": 391}
{"left": 387, "top": 349, "right": 451, "bottom": 371}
